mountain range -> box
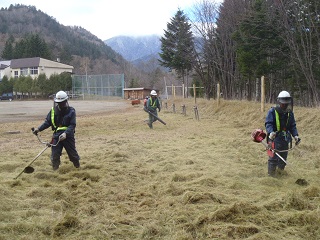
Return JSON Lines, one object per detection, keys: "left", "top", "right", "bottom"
{"left": 104, "top": 35, "right": 162, "bottom": 67}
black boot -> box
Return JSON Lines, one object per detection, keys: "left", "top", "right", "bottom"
{"left": 268, "top": 162, "right": 276, "bottom": 177}
{"left": 72, "top": 160, "right": 80, "bottom": 168}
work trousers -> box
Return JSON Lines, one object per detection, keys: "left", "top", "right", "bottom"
{"left": 268, "top": 139, "right": 288, "bottom": 176}
{"left": 51, "top": 136, "right": 80, "bottom": 170}
{"left": 148, "top": 110, "right": 158, "bottom": 128}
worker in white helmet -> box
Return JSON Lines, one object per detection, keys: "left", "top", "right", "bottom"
{"left": 33, "top": 90, "right": 80, "bottom": 170}
{"left": 146, "top": 90, "right": 161, "bottom": 129}
{"left": 265, "top": 90, "right": 300, "bottom": 177}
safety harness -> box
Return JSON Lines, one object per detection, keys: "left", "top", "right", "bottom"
{"left": 275, "top": 110, "right": 289, "bottom": 132}
{"left": 149, "top": 97, "right": 158, "bottom": 108}
{"left": 51, "top": 107, "right": 68, "bottom": 132}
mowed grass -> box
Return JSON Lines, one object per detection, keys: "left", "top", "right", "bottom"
{"left": 0, "top": 98, "right": 319, "bottom": 240}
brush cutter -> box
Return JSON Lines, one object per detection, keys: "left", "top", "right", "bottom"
{"left": 251, "top": 129, "right": 287, "bottom": 164}
{"left": 14, "top": 128, "right": 60, "bottom": 179}
{"left": 251, "top": 129, "right": 307, "bottom": 185}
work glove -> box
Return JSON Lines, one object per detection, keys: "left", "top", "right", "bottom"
{"left": 59, "top": 132, "right": 67, "bottom": 141}
{"left": 294, "top": 136, "right": 301, "bottom": 145}
{"left": 269, "top": 132, "right": 276, "bottom": 140}
{"left": 33, "top": 128, "right": 40, "bottom": 135}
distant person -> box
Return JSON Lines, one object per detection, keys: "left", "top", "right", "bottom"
{"left": 265, "top": 90, "right": 300, "bottom": 177}
{"left": 146, "top": 90, "right": 161, "bottom": 129}
{"left": 32, "top": 91, "right": 80, "bottom": 170}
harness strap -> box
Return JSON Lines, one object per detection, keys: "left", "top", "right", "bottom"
{"left": 51, "top": 107, "right": 68, "bottom": 132}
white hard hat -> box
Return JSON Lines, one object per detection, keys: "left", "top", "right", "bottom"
{"left": 54, "top": 91, "right": 68, "bottom": 102}
{"left": 150, "top": 90, "right": 157, "bottom": 96}
{"left": 277, "top": 91, "right": 291, "bottom": 104}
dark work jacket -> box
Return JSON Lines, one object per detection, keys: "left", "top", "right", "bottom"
{"left": 147, "top": 97, "right": 160, "bottom": 112}
{"left": 265, "top": 106, "right": 298, "bottom": 143}
{"left": 38, "top": 106, "right": 77, "bottom": 138}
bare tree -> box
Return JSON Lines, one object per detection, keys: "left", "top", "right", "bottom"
{"left": 190, "top": 0, "right": 220, "bottom": 99}
{"left": 276, "top": 0, "right": 320, "bottom": 106}
{"left": 215, "top": 0, "right": 251, "bottom": 99}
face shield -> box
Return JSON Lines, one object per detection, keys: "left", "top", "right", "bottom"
{"left": 54, "top": 100, "right": 69, "bottom": 111}
{"left": 277, "top": 97, "right": 293, "bottom": 112}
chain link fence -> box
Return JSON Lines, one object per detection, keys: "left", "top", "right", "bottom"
{"left": 72, "top": 74, "right": 124, "bottom": 100}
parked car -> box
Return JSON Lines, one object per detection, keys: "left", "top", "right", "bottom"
{"left": 0, "top": 92, "right": 14, "bottom": 101}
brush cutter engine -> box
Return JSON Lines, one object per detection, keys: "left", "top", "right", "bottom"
{"left": 251, "top": 129, "right": 267, "bottom": 143}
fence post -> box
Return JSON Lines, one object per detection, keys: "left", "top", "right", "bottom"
{"left": 172, "top": 103, "right": 176, "bottom": 114}
{"left": 261, "top": 76, "right": 265, "bottom": 112}
{"left": 181, "top": 104, "right": 186, "bottom": 116}
{"left": 193, "top": 106, "right": 199, "bottom": 120}
{"left": 193, "top": 84, "right": 196, "bottom": 104}
{"left": 217, "top": 83, "right": 220, "bottom": 106}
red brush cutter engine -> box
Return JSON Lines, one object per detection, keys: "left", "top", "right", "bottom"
{"left": 251, "top": 129, "right": 267, "bottom": 143}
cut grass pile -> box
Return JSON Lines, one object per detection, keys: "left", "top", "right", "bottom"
{"left": 0, "top": 98, "right": 319, "bottom": 239}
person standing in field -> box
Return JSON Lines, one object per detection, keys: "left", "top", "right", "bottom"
{"left": 265, "top": 90, "right": 300, "bottom": 177}
{"left": 146, "top": 90, "right": 161, "bottom": 129}
{"left": 32, "top": 90, "right": 80, "bottom": 170}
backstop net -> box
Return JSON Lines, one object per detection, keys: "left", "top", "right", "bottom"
{"left": 72, "top": 74, "right": 124, "bottom": 99}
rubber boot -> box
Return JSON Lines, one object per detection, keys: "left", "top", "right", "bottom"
{"left": 268, "top": 162, "right": 276, "bottom": 177}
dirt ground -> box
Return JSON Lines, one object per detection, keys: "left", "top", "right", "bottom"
{"left": 0, "top": 99, "right": 130, "bottom": 124}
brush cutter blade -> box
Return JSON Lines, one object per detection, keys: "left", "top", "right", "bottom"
{"left": 24, "top": 166, "right": 35, "bottom": 174}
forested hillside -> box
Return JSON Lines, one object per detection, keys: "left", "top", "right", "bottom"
{"left": 0, "top": 4, "right": 126, "bottom": 75}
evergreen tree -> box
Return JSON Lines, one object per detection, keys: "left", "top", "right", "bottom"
{"left": 35, "top": 73, "right": 49, "bottom": 97}
{"left": 159, "top": 9, "right": 194, "bottom": 85}
{"left": 0, "top": 75, "right": 13, "bottom": 93}
{"left": 11, "top": 33, "right": 52, "bottom": 59}
{"left": 232, "top": 0, "right": 289, "bottom": 100}
{"left": 1, "top": 35, "right": 14, "bottom": 60}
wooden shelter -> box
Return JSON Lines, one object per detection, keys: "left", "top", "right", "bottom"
{"left": 123, "top": 88, "right": 158, "bottom": 100}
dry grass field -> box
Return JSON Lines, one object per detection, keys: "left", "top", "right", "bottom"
{"left": 0, "top": 98, "right": 319, "bottom": 240}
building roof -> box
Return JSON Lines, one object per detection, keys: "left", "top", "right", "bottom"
{"left": 0, "top": 64, "right": 9, "bottom": 70}
{"left": 10, "top": 57, "right": 73, "bottom": 69}
{"left": 0, "top": 61, "right": 10, "bottom": 70}
{"left": 10, "top": 57, "right": 41, "bottom": 68}
{"left": 123, "top": 88, "right": 157, "bottom": 91}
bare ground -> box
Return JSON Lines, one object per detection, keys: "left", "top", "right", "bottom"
{"left": 0, "top": 99, "right": 130, "bottom": 124}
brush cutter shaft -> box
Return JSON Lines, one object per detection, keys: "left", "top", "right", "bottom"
{"left": 14, "top": 145, "right": 50, "bottom": 179}
{"left": 260, "top": 140, "right": 287, "bottom": 165}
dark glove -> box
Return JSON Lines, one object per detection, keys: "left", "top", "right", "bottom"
{"left": 294, "top": 136, "right": 301, "bottom": 145}
{"left": 32, "top": 128, "right": 40, "bottom": 135}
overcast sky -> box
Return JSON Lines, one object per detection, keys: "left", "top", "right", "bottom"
{"left": 0, "top": 0, "right": 222, "bottom": 41}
